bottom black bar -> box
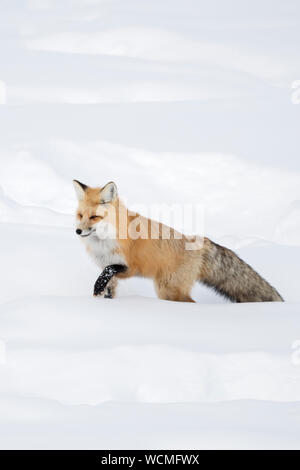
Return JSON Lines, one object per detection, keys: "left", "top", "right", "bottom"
{"left": 0, "top": 450, "right": 295, "bottom": 466}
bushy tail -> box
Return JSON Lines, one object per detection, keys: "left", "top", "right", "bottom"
{"left": 200, "top": 239, "right": 283, "bottom": 303}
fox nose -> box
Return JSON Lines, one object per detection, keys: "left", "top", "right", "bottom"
{"left": 76, "top": 229, "right": 82, "bottom": 235}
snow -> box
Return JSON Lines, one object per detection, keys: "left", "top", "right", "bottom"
{"left": 0, "top": 0, "right": 300, "bottom": 450}
{"left": 0, "top": 223, "right": 300, "bottom": 449}
{"left": 2, "top": 297, "right": 300, "bottom": 405}
{"left": 0, "top": 81, "right": 6, "bottom": 105}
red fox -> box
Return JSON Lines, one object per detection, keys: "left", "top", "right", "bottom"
{"left": 73, "top": 180, "right": 283, "bottom": 303}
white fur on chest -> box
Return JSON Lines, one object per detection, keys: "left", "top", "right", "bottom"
{"left": 82, "top": 221, "right": 125, "bottom": 269}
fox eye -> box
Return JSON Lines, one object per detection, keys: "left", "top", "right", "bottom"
{"left": 78, "top": 213, "right": 83, "bottom": 219}
{"left": 90, "top": 215, "right": 98, "bottom": 220}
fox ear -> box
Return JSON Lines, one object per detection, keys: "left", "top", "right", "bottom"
{"left": 73, "top": 180, "right": 88, "bottom": 201}
{"left": 100, "top": 181, "right": 117, "bottom": 204}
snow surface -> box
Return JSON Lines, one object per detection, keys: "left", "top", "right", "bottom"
{"left": 0, "top": 0, "right": 300, "bottom": 450}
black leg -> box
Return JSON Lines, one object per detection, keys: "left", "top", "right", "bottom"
{"left": 94, "top": 264, "right": 127, "bottom": 297}
{"left": 104, "top": 287, "right": 112, "bottom": 299}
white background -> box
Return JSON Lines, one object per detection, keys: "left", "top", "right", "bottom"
{"left": 0, "top": 0, "right": 300, "bottom": 449}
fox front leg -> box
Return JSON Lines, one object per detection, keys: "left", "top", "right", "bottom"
{"left": 93, "top": 264, "right": 127, "bottom": 297}
{"left": 104, "top": 278, "right": 117, "bottom": 299}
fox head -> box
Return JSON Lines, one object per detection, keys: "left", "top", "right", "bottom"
{"left": 73, "top": 180, "right": 118, "bottom": 238}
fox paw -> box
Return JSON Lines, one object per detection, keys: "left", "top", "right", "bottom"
{"left": 104, "top": 293, "right": 113, "bottom": 299}
{"left": 93, "top": 265, "right": 126, "bottom": 298}
{"left": 93, "top": 282, "right": 105, "bottom": 297}
{"left": 94, "top": 271, "right": 110, "bottom": 296}
{"left": 104, "top": 287, "right": 113, "bottom": 299}
{"left": 93, "top": 287, "right": 104, "bottom": 297}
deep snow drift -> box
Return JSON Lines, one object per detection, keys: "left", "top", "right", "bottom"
{"left": 0, "top": 223, "right": 299, "bottom": 449}
{"left": 0, "top": 0, "right": 300, "bottom": 450}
